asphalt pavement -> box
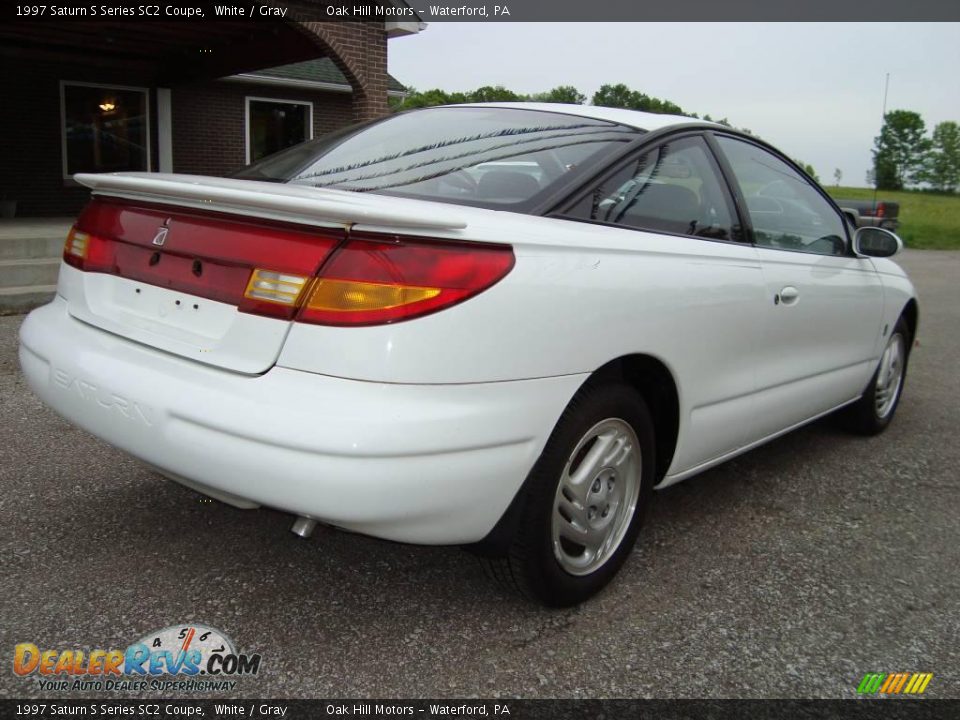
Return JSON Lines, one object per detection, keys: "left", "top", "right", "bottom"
{"left": 1, "top": 250, "right": 958, "bottom": 699}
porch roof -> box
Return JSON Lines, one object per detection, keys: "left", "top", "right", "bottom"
{"left": 0, "top": 19, "right": 337, "bottom": 86}
{"left": 241, "top": 59, "right": 407, "bottom": 94}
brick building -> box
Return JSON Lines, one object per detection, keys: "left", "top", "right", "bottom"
{"left": 0, "top": 7, "right": 422, "bottom": 217}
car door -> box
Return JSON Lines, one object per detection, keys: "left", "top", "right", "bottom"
{"left": 558, "top": 133, "right": 767, "bottom": 475}
{"left": 711, "top": 134, "right": 884, "bottom": 439}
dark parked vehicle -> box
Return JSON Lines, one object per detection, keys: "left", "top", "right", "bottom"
{"left": 835, "top": 199, "right": 900, "bottom": 231}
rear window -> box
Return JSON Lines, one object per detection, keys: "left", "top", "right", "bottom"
{"left": 232, "top": 107, "right": 641, "bottom": 208}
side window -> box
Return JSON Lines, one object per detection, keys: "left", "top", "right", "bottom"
{"left": 564, "top": 136, "right": 739, "bottom": 241}
{"left": 715, "top": 136, "right": 847, "bottom": 256}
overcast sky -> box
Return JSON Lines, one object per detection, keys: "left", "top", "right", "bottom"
{"left": 389, "top": 23, "right": 960, "bottom": 186}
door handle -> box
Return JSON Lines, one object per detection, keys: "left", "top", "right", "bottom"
{"left": 776, "top": 286, "right": 800, "bottom": 306}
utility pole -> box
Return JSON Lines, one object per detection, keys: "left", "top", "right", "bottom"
{"left": 873, "top": 73, "right": 890, "bottom": 212}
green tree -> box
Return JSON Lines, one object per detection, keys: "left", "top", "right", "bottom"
{"left": 468, "top": 85, "right": 523, "bottom": 103}
{"left": 793, "top": 159, "right": 819, "bottom": 183}
{"left": 873, "top": 110, "right": 930, "bottom": 190}
{"left": 394, "top": 83, "right": 756, "bottom": 139}
{"left": 636, "top": 95, "right": 684, "bottom": 115}
{"left": 390, "top": 88, "right": 455, "bottom": 110}
{"left": 833, "top": 168, "right": 843, "bottom": 186}
{"left": 591, "top": 83, "right": 638, "bottom": 109}
{"left": 591, "top": 84, "right": 687, "bottom": 115}
{"left": 529, "top": 85, "right": 586, "bottom": 104}
{"left": 924, "top": 121, "right": 960, "bottom": 193}
{"left": 874, "top": 154, "right": 898, "bottom": 190}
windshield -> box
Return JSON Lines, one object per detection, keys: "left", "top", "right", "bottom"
{"left": 232, "top": 107, "right": 642, "bottom": 208}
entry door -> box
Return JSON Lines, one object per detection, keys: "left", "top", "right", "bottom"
{"left": 560, "top": 133, "right": 766, "bottom": 472}
{"left": 753, "top": 248, "right": 883, "bottom": 435}
{"left": 713, "top": 135, "right": 884, "bottom": 438}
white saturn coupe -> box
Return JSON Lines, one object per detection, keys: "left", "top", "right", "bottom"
{"left": 20, "top": 104, "right": 917, "bottom": 606}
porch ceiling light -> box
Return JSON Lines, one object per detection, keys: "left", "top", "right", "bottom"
{"left": 99, "top": 101, "right": 116, "bottom": 112}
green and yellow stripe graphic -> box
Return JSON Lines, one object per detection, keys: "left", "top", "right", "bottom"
{"left": 857, "top": 672, "right": 933, "bottom": 695}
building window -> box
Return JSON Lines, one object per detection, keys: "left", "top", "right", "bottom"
{"left": 61, "top": 82, "right": 150, "bottom": 178}
{"left": 245, "top": 97, "right": 313, "bottom": 164}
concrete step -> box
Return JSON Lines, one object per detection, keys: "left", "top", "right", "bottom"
{"left": 0, "top": 284, "right": 56, "bottom": 315}
{"left": 0, "top": 234, "right": 65, "bottom": 260}
{"left": 0, "top": 258, "right": 62, "bottom": 289}
{"left": 0, "top": 220, "right": 71, "bottom": 313}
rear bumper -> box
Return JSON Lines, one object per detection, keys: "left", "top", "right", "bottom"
{"left": 19, "top": 297, "right": 586, "bottom": 544}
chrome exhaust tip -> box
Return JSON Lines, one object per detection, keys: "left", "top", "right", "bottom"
{"left": 291, "top": 516, "right": 318, "bottom": 539}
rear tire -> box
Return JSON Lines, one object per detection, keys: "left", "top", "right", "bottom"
{"left": 482, "top": 382, "right": 655, "bottom": 607}
{"left": 839, "top": 317, "right": 911, "bottom": 435}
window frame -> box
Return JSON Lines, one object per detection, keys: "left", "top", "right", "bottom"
{"left": 705, "top": 130, "right": 853, "bottom": 257}
{"left": 60, "top": 80, "right": 152, "bottom": 181}
{"left": 244, "top": 96, "right": 314, "bottom": 165}
{"left": 550, "top": 130, "right": 748, "bottom": 246}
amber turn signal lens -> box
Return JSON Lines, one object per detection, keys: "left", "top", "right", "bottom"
{"left": 306, "top": 279, "right": 441, "bottom": 314}
{"left": 296, "top": 236, "right": 515, "bottom": 326}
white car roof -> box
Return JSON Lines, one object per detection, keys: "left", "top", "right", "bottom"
{"left": 455, "top": 102, "right": 714, "bottom": 131}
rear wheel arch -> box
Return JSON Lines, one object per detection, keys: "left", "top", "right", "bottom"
{"left": 469, "top": 353, "right": 680, "bottom": 558}
{"left": 589, "top": 354, "right": 680, "bottom": 483}
{"left": 481, "top": 381, "right": 656, "bottom": 605}
{"left": 901, "top": 298, "right": 919, "bottom": 344}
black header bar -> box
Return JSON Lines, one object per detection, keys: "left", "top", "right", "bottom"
{"left": 2, "top": 1, "right": 959, "bottom": 22}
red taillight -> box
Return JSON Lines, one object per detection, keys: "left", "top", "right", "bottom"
{"left": 66, "top": 200, "right": 340, "bottom": 319}
{"left": 298, "top": 235, "right": 515, "bottom": 326}
{"left": 63, "top": 227, "right": 117, "bottom": 274}
{"left": 66, "top": 200, "right": 514, "bottom": 327}
{"left": 876, "top": 202, "right": 886, "bottom": 218}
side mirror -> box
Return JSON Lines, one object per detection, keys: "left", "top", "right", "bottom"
{"left": 853, "top": 227, "right": 903, "bottom": 258}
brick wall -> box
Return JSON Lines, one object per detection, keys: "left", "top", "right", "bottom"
{"left": 0, "top": 17, "right": 391, "bottom": 217}
{"left": 294, "top": 21, "right": 390, "bottom": 121}
{"left": 171, "top": 81, "right": 354, "bottom": 177}
{"left": 0, "top": 66, "right": 356, "bottom": 217}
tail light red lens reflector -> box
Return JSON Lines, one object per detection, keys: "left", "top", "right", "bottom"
{"left": 298, "top": 236, "right": 515, "bottom": 326}
{"left": 66, "top": 200, "right": 514, "bottom": 327}
{"left": 63, "top": 227, "right": 116, "bottom": 273}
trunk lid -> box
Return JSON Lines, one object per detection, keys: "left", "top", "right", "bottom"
{"left": 61, "top": 173, "right": 471, "bottom": 374}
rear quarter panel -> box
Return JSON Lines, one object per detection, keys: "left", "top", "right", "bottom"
{"left": 278, "top": 209, "right": 768, "bottom": 475}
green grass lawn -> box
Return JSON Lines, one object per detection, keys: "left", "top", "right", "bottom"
{"left": 824, "top": 186, "right": 960, "bottom": 250}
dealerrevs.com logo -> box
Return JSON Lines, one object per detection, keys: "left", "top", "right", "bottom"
{"left": 13, "top": 624, "right": 262, "bottom": 692}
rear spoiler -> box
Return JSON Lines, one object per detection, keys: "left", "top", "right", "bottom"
{"left": 74, "top": 172, "right": 469, "bottom": 231}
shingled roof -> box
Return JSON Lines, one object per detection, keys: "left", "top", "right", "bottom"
{"left": 244, "top": 58, "right": 406, "bottom": 93}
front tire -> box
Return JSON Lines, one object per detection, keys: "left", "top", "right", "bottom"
{"left": 483, "top": 382, "right": 655, "bottom": 607}
{"left": 840, "top": 317, "right": 911, "bottom": 435}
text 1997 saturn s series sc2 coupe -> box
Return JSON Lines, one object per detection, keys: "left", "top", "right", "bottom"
{"left": 19, "top": 104, "right": 918, "bottom": 606}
